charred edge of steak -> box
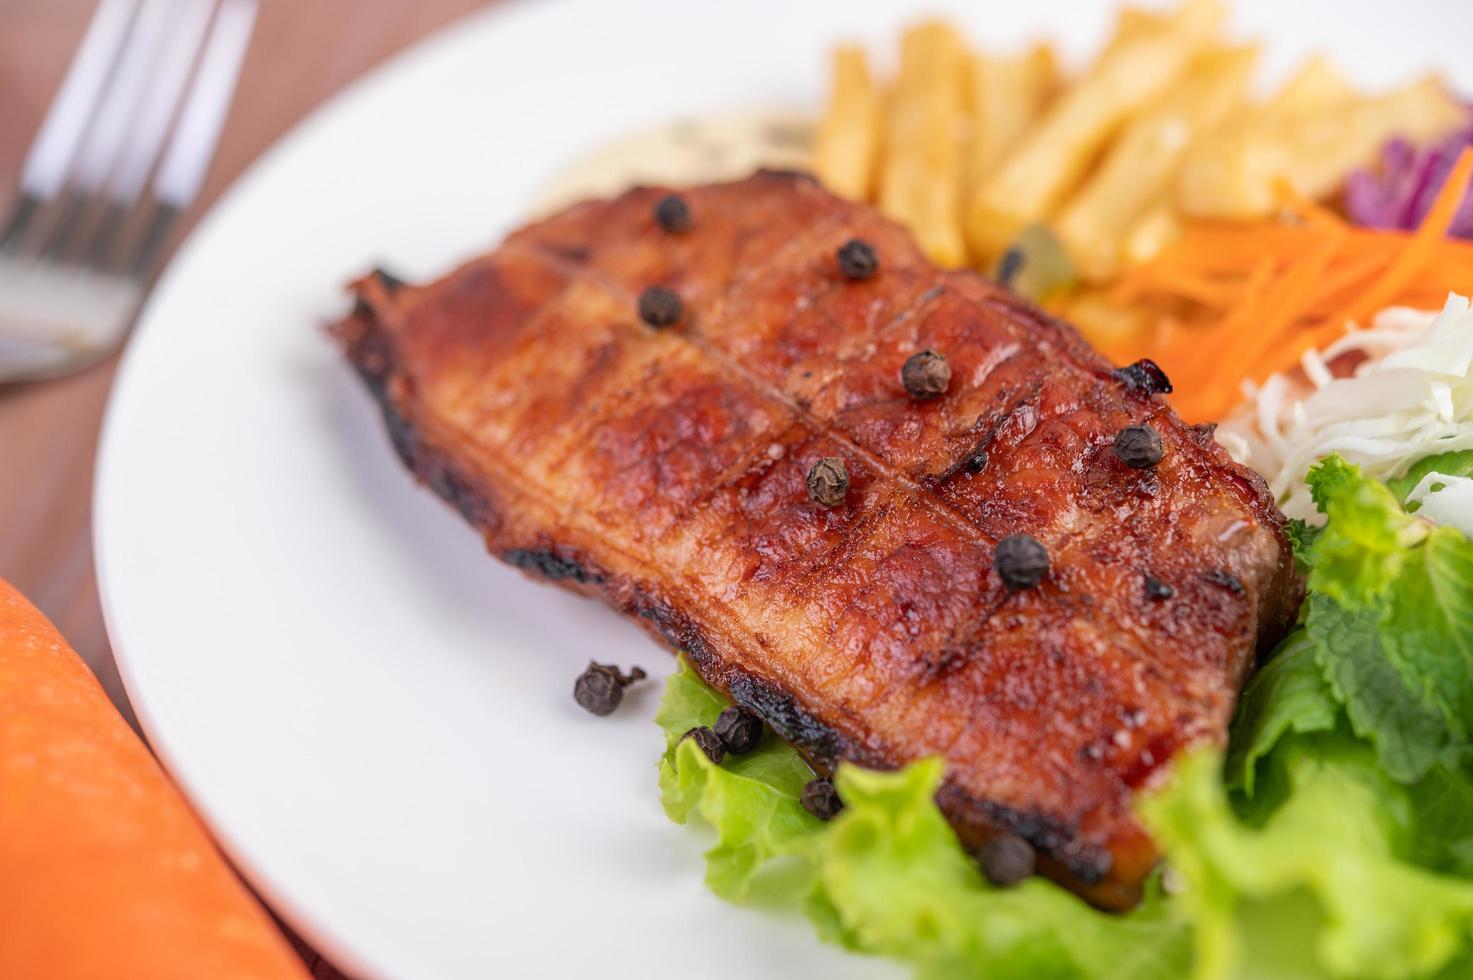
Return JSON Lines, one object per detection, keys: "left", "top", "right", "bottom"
{"left": 334, "top": 310, "right": 496, "bottom": 531}
{"left": 935, "top": 782, "right": 1112, "bottom": 887}
{"left": 333, "top": 300, "right": 1122, "bottom": 898}
{"left": 504, "top": 548, "right": 605, "bottom": 585}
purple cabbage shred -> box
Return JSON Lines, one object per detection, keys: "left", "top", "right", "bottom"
{"left": 1343, "top": 107, "right": 1473, "bottom": 238}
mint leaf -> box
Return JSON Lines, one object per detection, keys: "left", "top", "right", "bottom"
{"left": 1286, "top": 519, "right": 1322, "bottom": 571}
{"left": 1300, "top": 457, "right": 1473, "bottom": 782}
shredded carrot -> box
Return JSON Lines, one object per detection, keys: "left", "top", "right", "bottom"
{"left": 1074, "top": 146, "right": 1473, "bottom": 423}
{"left": 1336, "top": 147, "right": 1473, "bottom": 327}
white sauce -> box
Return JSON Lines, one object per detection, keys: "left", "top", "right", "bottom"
{"left": 531, "top": 110, "right": 814, "bottom": 217}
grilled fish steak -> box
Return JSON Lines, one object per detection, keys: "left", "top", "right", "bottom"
{"left": 333, "top": 171, "right": 1300, "bottom": 908}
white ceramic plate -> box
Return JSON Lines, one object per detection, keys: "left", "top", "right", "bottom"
{"left": 95, "top": 1, "right": 1473, "bottom": 976}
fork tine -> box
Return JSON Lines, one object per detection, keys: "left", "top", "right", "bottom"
{"left": 108, "top": 0, "right": 219, "bottom": 209}
{"left": 150, "top": 0, "right": 258, "bottom": 214}
{"left": 17, "top": 0, "right": 142, "bottom": 203}
{"left": 0, "top": 193, "right": 41, "bottom": 252}
{"left": 125, "top": 0, "right": 257, "bottom": 278}
{"left": 39, "top": 0, "right": 179, "bottom": 262}
{"left": 0, "top": 0, "right": 140, "bottom": 255}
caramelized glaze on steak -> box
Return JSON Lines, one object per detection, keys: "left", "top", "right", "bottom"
{"left": 332, "top": 171, "right": 1301, "bottom": 908}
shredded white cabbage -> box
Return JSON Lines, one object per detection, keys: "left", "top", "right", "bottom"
{"left": 1406, "top": 472, "right": 1473, "bottom": 536}
{"left": 1219, "top": 293, "right": 1473, "bottom": 524}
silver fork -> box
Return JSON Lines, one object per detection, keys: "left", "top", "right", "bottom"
{"left": 0, "top": 0, "right": 257, "bottom": 383}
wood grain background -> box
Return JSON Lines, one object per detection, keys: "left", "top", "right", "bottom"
{"left": 0, "top": 0, "right": 498, "bottom": 727}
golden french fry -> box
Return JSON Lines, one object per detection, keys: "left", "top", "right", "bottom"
{"left": 812, "top": 46, "right": 881, "bottom": 201}
{"left": 1098, "top": 6, "right": 1170, "bottom": 60}
{"left": 1056, "top": 45, "right": 1257, "bottom": 282}
{"left": 1122, "top": 200, "right": 1182, "bottom": 267}
{"left": 966, "top": 0, "right": 1225, "bottom": 261}
{"left": 1265, "top": 56, "right": 1356, "bottom": 115}
{"left": 1051, "top": 289, "right": 1153, "bottom": 360}
{"left": 964, "top": 43, "right": 1060, "bottom": 197}
{"left": 1176, "top": 75, "right": 1464, "bottom": 219}
{"left": 878, "top": 21, "right": 968, "bottom": 267}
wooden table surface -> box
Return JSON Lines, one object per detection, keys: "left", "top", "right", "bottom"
{"left": 0, "top": 0, "right": 498, "bottom": 728}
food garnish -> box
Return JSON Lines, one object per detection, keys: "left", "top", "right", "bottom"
{"left": 637, "top": 285, "right": 683, "bottom": 328}
{"left": 681, "top": 725, "right": 727, "bottom": 765}
{"left": 1347, "top": 117, "right": 1473, "bottom": 238}
{"left": 653, "top": 193, "right": 692, "bottom": 233}
{"left": 573, "top": 661, "right": 648, "bottom": 716}
{"left": 804, "top": 456, "right": 850, "bottom": 507}
{"left": 1218, "top": 292, "right": 1473, "bottom": 522}
{"left": 713, "top": 706, "right": 763, "bottom": 755}
{"left": 992, "top": 533, "right": 1050, "bottom": 591}
{"left": 799, "top": 777, "right": 844, "bottom": 821}
{"left": 835, "top": 237, "right": 878, "bottom": 280}
{"left": 978, "top": 834, "right": 1037, "bottom": 888}
{"left": 1087, "top": 147, "right": 1473, "bottom": 423}
{"left": 899, "top": 348, "right": 951, "bottom": 399}
{"left": 1113, "top": 424, "right": 1165, "bottom": 469}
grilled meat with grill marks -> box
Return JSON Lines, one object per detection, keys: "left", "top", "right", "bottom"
{"left": 332, "top": 171, "right": 1301, "bottom": 908}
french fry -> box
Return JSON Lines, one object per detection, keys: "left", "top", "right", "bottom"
{"left": 878, "top": 21, "right": 968, "bottom": 267}
{"left": 1100, "top": 6, "right": 1170, "bottom": 58}
{"left": 812, "top": 46, "right": 881, "bottom": 201}
{"left": 966, "top": 0, "right": 1224, "bottom": 261}
{"left": 1122, "top": 199, "right": 1183, "bottom": 267}
{"left": 1176, "top": 75, "right": 1465, "bottom": 219}
{"left": 1264, "top": 56, "right": 1356, "bottom": 115}
{"left": 964, "top": 43, "right": 1060, "bottom": 198}
{"left": 1056, "top": 45, "right": 1257, "bottom": 282}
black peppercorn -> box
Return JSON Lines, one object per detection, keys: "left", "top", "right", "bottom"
{"left": 994, "top": 534, "right": 1049, "bottom": 591}
{"left": 1113, "top": 425, "right": 1164, "bottom": 469}
{"left": 801, "top": 777, "right": 844, "bottom": 820}
{"left": 979, "top": 834, "right": 1035, "bottom": 886}
{"left": 1144, "top": 575, "right": 1174, "bottom": 601}
{"left": 964, "top": 449, "right": 989, "bottom": 475}
{"left": 638, "top": 286, "right": 683, "bottom": 328}
{"left": 713, "top": 706, "right": 763, "bottom": 755}
{"left": 901, "top": 349, "right": 952, "bottom": 399}
{"left": 1204, "top": 569, "right": 1245, "bottom": 594}
{"left": 653, "top": 194, "right": 691, "bottom": 233}
{"left": 996, "top": 247, "right": 1025, "bottom": 289}
{"left": 806, "top": 457, "right": 850, "bottom": 507}
{"left": 680, "top": 726, "right": 727, "bottom": 764}
{"left": 836, "top": 238, "right": 878, "bottom": 280}
{"left": 1112, "top": 359, "right": 1173, "bottom": 396}
{"left": 573, "top": 662, "right": 647, "bottom": 716}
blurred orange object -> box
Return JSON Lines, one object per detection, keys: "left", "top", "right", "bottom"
{"left": 0, "top": 579, "right": 306, "bottom": 980}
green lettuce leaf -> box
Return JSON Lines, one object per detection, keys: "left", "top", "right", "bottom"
{"left": 659, "top": 652, "right": 1473, "bottom": 979}
{"left": 1224, "top": 629, "right": 1337, "bottom": 799}
{"left": 1388, "top": 451, "right": 1473, "bottom": 505}
{"left": 1142, "top": 744, "right": 1473, "bottom": 980}
{"left": 656, "top": 658, "right": 1190, "bottom": 978}
{"left": 1297, "top": 456, "right": 1473, "bottom": 781}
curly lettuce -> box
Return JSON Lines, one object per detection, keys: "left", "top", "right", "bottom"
{"left": 657, "top": 659, "right": 1190, "bottom": 979}
{"left": 653, "top": 453, "right": 1473, "bottom": 978}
